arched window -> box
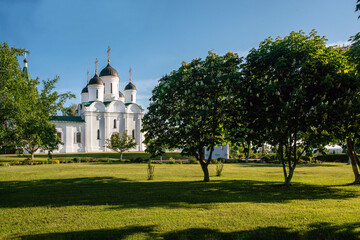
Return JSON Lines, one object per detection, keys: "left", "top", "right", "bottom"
{"left": 132, "top": 129, "right": 135, "bottom": 140}
{"left": 131, "top": 94, "right": 133, "bottom": 102}
{"left": 111, "top": 83, "right": 113, "bottom": 93}
{"left": 97, "top": 129, "right": 100, "bottom": 140}
{"left": 96, "top": 90, "right": 98, "bottom": 99}
{"left": 113, "top": 119, "right": 116, "bottom": 128}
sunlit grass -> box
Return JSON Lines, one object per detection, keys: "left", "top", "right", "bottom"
{"left": 0, "top": 151, "right": 195, "bottom": 163}
{"left": 0, "top": 162, "right": 359, "bottom": 239}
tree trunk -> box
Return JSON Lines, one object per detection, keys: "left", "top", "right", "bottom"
{"left": 346, "top": 138, "right": 360, "bottom": 184}
{"left": 200, "top": 161, "right": 210, "bottom": 182}
{"left": 31, "top": 152, "right": 34, "bottom": 160}
{"left": 120, "top": 152, "right": 123, "bottom": 160}
{"left": 198, "top": 148, "right": 210, "bottom": 182}
{"left": 284, "top": 167, "right": 295, "bottom": 186}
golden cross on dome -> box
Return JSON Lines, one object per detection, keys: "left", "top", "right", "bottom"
{"left": 87, "top": 70, "right": 89, "bottom": 84}
{"left": 95, "top": 58, "right": 98, "bottom": 74}
{"left": 107, "top": 46, "right": 111, "bottom": 63}
{"left": 129, "top": 67, "right": 132, "bottom": 82}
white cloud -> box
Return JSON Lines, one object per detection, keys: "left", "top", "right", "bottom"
{"left": 235, "top": 49, "right": 251, "bottom": 58}
{"left": 326, "top": 40, "right": 351, "bottom": 47}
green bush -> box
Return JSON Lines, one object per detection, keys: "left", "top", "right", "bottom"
{"left": 130, "top": 157, "right": 143, "bottom": 163}
{"left": 168, "top": 160, "right": 175, "bottom": 164}
{"left": 216, "top": 159, "right": 224, "bottom": 176}
{"left": 314, "top": 154, "right": 348, "bottom": 163}
{"left": 189, "top": 159, "right": 198, "bottom": 164}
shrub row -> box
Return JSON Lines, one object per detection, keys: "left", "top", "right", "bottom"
{"left": 314, "top": 154, "right": 349, "bottom": 163}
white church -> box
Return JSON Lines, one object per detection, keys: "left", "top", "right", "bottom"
{"left": 22, "top": 48, "right": 230, "bottom": 158}
{"left": 49, "top": 48, "right": 145, "bottom": 153}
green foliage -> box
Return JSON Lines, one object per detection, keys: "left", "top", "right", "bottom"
{"left": 105, "top": 132, "right": 137, "bottom": 160}
{"left": 0, "top": 42, "right": 29, "bottom": 152}
{"left": 0, "top": 42, "right": 75, "bottom": 158}
{"left": 62, "top": 103, "right": 78, "bottom": 116}
{"left": 239, "top": 30, "right": 352, "bottom": 185}
{"left": 215, "top": 158, "right": 224, "bottom": 176}
{"left": 143, "top": 51, "right": 241, "bottom": 181}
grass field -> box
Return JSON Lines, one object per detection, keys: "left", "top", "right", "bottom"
{"left": 0, "top": 152, "right": 194, "bottom": 164}
{"left": 0, "top": 161, "right": 359, "bottom": 239}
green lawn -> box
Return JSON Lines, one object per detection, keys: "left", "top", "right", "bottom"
{"left": 0, "top": 152, "right": 195, "bottom": 164}
{"left": 0, "top": 162, "right": 359, "bottom": 239}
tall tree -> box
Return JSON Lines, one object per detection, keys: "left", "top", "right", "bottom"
{"left": 143, "top": 52, "right": 241, "bottom": 182}
{"left": 240, "top": 30, "right": 350, "bottom": 185}
{"left": 105, "top": 132, "right": 137, "bottom": 159}
{"left": 19, "top": 77, "right": 75, "bottom": 160}
{"left": 0, "top": 42, "right": 30, "bottom": 152}
{"left": 0, "top": 42, "right": 74, "bottom": 158}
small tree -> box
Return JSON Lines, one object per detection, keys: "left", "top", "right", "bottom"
{"left": 105, "top": 132, "right": 136, "bottom": 160}
{"left": 62, "top": 103, "right": 78, "bottom": 116}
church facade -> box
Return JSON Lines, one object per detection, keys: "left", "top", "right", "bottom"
{"left": 51, "top": 50, "right": 145, "bottom": 153}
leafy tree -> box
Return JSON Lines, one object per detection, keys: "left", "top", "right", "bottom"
{"left": 143, "top": 52, "right": 241, "bottom": 182}
{"left": 0, "top": 42, "right": 30, "bottom": 152}
{"left": 240, "top": 30, "right": 350, "bottom": 185}
{"left": 324, "top": 2, "right": 360, "bottom": 184}
{"left": 62, "top": 103, "right": 78, "bottom": 116}
{"left": 19, "top": 77, "right": 75, "bottom": 160}
{"left": 0, "top": 42, "right": 74, "bottom": 158}
{"left": 105, "top": 132, "right": 137, "bottom": 160}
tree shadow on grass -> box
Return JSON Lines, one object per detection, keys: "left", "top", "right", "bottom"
{"left": 18, "top": 225, "right": 157, "bottom": 240}
{"left": 0, "top": 177, "right": 358, "bottom": 209}
{"left": 18, "top": 222, "right": 360, "bottom": 240}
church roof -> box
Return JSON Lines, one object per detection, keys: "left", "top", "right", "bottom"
{"left": 81, "top": 85, "right": 88, "bottom": 93}
{"left": 124, "top": 82, "right": 136, "bottom": 90}
{"left": 99, "top": 63, "right": 119, "bottom": 77}
{"left": 125, "top": 102, "right": 143, "bottom": 110}
{"left": 119, "top": 91, "right": 124, "bottom": 97}
{"left": 89, "top": 73, "right": 104, "bottom": 85}
{"left": 51, "top": 116, "right": 85, "bottom": 123}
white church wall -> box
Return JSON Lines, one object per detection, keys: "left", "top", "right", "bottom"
{"left": 101, "top": 76, "right": 119, "bottom": 101}
{"left": 205, "top": 145, "right": 230, "bottom": 160}
{"left": 54, "top": 122, "right": 85, "bottom": 153}
{"left": 88, "top": 85, "right": 104, "bottom": 102}
{"left": 81, "top": 92, "right": 89, "bottom": 103}
{"left": 125, "top": 89, "right": 136, "bottom": 103}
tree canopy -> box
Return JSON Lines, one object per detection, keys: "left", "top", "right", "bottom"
{"left": 0, "top": 42, "right": 74, "bottom": 158}
{"left": 239, "top": 30, "right": 354, "bottom": 185}
{"left": 143, "top": 51, "right": 241, "bottom": 182}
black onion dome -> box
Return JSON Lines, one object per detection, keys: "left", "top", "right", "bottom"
{"left": 124, "top": 82, "right": 136, "bottom": 90}
{"left": 89, "top": 74, "right": 104, "bottom": 85}
{"left": 99, "top": 63, "right": 119, "bottom": 77}
{"left": 119, "top": 91, "right": 124, "bottom": 97}
{"left": 81, "top": 85, "right": 88, "bottom": 93}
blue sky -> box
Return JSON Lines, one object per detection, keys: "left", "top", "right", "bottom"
{"left": 1, "top": 0, "right": 359, "bottom": 109}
